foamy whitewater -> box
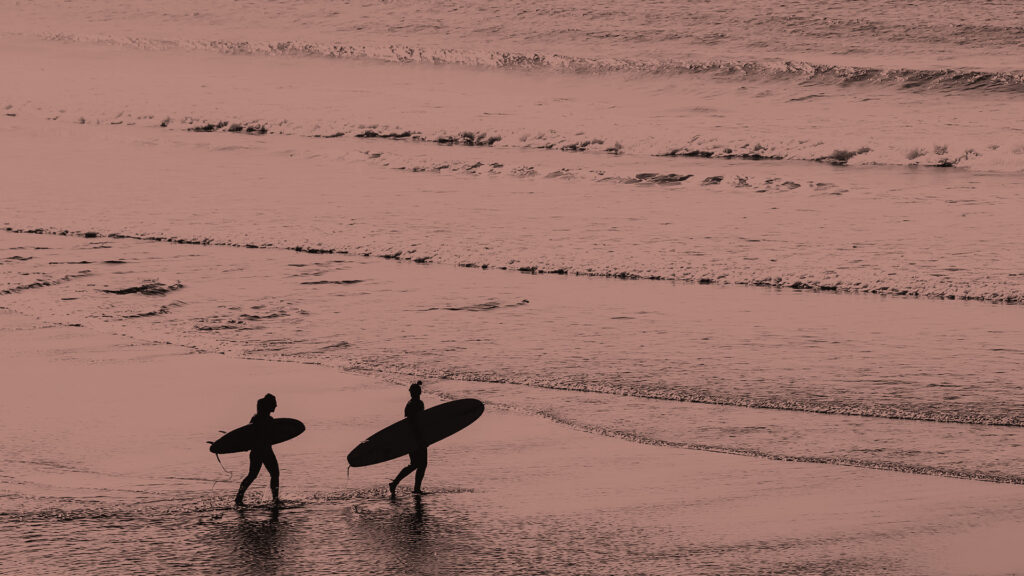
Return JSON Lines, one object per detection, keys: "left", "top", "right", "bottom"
{"left": 2, "top": 0, "right": 1024, "bottom": 574}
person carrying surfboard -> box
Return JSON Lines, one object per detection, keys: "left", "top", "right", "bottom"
{"left": 389, "top": 381, "right": 427, "bottom": 496}
{"left": 235, "top": 393, "right": 281, "bottom": 506}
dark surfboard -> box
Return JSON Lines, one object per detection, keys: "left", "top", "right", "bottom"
{"left": 209, "top": 418, "right": 306, "bottom": 454}
{"left": 347, "top": 399, "right": 484, "bottom": 467}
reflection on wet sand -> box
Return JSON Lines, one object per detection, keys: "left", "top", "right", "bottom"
{"left": 353, "top": 495, "right": 441, "bottom": 574}
{"left": 228, "top": 507, "right": 288, "bottom": 575}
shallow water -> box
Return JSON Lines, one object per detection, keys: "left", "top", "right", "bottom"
{"left": 4, "top": 119, "right": 1024, "bottom": 302}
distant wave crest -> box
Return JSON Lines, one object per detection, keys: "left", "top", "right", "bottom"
{"left": 44, "top": 32, "right": 1024, "bottom": 94}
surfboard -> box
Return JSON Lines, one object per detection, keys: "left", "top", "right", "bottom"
{"left": 209, "top": 418, "right": 306, "bottom": 454}
{"left": 347, "top": 399, "right": 484, "bottom": 467}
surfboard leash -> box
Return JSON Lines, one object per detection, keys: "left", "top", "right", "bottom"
{"left": 211, "top": 453, "right": 235, "bottom": 488}
{"left": 207, "top": 440, "right": 234, "bottom": 487}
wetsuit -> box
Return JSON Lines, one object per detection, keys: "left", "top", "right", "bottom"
{"left": 236, "top": 413, "right": 279, "bottom": 502}
{"left": 392, "top": 397, "right": 427, "bottom": 491}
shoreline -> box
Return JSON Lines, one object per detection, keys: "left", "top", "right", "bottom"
{"left": 3, "top": 309, "right": 1024, "bottom": 574}
{"left": 3, "top": 229, "right": 1024, "bottom": 486}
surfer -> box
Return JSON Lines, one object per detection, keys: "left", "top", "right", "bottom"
{"left": 389, "top": 381, "right": 427, "bottom": 496}
{"left": 235, "top": 393, "right": 281, "bottom": 506}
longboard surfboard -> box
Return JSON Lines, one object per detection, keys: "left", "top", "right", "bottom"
{"left": 209, "top": 418, "right": 306, "bottom": 454}
{"left": 347, "top": 399, "right": 484, "bottom": 467}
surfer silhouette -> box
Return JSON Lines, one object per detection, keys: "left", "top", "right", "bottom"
{"left": 235, "top": 393, "right": 281, "bottom": 506}
{"left": 389, "top": 381, "right": 427, "bottom": 496}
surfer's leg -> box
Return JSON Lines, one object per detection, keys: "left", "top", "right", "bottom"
{"left": 394, "top": 462, "right": 416, "bottom": 484}
{"left": 412, "top": 448, "right": 427, "bottom": 493}
{"left": 391, "top": 454, "right": 417, "bottom": 493}
{"left": 236, "top": 452, "right": 262, "bottom": 504}
{"left": 264, "top": 449, "right": 280, "bottom": 501}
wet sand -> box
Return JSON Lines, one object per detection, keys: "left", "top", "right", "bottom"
{"left": 2, "top": 310, "right": 1024, "bottom": 575}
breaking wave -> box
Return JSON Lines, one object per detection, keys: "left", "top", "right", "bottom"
{"left": 43, "top": 33, "right": 1024, "bottom": 94}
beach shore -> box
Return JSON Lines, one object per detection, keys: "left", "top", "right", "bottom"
{"left": 3, "top": 310, "right": 1023, "bottom": 575}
